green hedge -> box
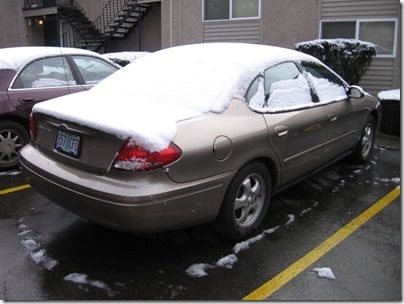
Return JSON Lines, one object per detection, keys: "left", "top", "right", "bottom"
{"left": 295, "top": 39, "right": 377, "bottom": 85}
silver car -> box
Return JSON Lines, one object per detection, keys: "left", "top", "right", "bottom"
{"left": 20, "top": 43, "right": 380, "bottom": 239}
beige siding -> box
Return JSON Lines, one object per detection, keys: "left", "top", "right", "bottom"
{"left": 322, "top": 0, "right": 398, "bottom": 19}
{"left": 360, "top": 59, "right": 397, "bottom": 96}
{"left": 203, "top": 20, "right": 260, "bottom": 43}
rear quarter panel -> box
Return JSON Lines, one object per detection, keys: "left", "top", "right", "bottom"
{"left": 167, "top": 99, "right": 281, "bottom": 183}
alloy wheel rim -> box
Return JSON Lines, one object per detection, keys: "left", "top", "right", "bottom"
{"left": 233, "top": 173, "right": 265, "bottom": 228}
{"left": 361, "top": 123, "right": 374, "bottom": 158}
{"left": 0, "top": 130, "right": 22, "bottom": 165}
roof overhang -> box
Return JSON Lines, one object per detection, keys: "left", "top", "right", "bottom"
{"left": 23, "top": 7, "right": 57, "bottom": 18}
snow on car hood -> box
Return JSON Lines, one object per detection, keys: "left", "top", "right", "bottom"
{"left": 33, "top": 43, "right": 318, "bottom": 152}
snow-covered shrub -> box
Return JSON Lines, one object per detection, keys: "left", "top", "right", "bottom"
{"left": 295, "top": 39, "right": 377, "bottom": 85}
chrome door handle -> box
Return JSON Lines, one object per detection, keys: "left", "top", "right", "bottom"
{"left": 328, "top": 114, "right": 338, "bottom": 122}
{"left": 274, "top": 125, "right": 289, "bottom": 137}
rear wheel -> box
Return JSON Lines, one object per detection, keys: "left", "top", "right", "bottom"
{"left": 350, "top": 116, "right": 376, "bottom": 164}
{"left": 0, "top": 121, "right": 30, "bottom": 171}
{"left": 214, "top": 162, "right": 271, "bottom": 240}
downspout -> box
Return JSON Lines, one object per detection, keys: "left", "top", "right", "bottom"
{"left": 170, "top": 0, "right": 173, "bottom": 47}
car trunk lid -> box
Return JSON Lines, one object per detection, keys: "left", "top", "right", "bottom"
{"left": 33, "top": 112, "right": 124, "bottom": 174}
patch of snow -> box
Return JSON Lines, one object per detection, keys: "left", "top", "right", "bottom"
{"left": 377, "top": 89, "right": 400, "bottom": 101}
{"left": 313, "top": 267, "right": 336, "bottom": 280}
{"left": 185, "top": 263, "right": 212, "bottom": 278}
{"left": 216, "top": 254, "right": 238, "bottom": 269}
{"left": 17, "top": 229, "right": 32, "bottom": 237}
{"left": 30, "top": 249, "right": 59, "bottom": 270}
{"left": 186, "top": 226, "right": 279, "bottom": 277}
{"left": 377, "top": 177, "right": 400, "bottom": 184}
{"left": 285, "top": 214, "right": 295, "bottom": 225}
{"left": 0, "top": 169, "right": 21, "bottom": 176}
{"left": 64, "top": 273, "right": 117, "bottom": 297}
{"left": 21, "top": 238, "right": 41, "bottom": 251}
{"left": 233, "top": 233, "right": 265, "bottom": 254}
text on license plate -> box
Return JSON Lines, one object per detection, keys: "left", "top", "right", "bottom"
{"left": 55, "top": 129, "right": 82, "bottom": 158}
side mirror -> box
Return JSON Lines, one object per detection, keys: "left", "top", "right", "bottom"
{"left": 348, "top": 85, "right": 365, "bottom": 99}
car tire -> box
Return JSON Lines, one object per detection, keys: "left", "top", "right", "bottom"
{"left": 214, "top": 161, "right": 271, "bottom": 240}
{"left": 0, "top": 120, "right": 30, "bottom": 171}
{"left": 350, "top": 116, "right": 376, "bottom": 164}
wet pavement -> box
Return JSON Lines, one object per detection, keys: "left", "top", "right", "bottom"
{"left": 0, "top": 141, "right": 401, "bottom": 300}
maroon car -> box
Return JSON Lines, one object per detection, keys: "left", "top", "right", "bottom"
{"left": 0, "top": 46, "right": 120, "bottom": 170}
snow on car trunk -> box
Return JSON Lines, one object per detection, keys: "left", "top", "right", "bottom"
{"left": 33, "top": 43, "right": 317, "bottom": 152}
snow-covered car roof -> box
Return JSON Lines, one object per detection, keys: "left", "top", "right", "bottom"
{"left": 33, "top": 43, "right": 321, "bottom": 152}
{"left": 0, "top": 46, "right": 111, "bottom": 71}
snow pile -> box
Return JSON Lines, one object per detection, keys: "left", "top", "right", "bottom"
{"left": 313, "top": 267, "right": 336, "bottom": 280}
{"left": 186, "top": 226, "right": 278, "bottom": 278}
{"left": 33, "top": 43, "right": 319, "bottom": 152}
{"left": 185, "top": 263, "right": 213, "bottom": 278}
{"left": 30, "top": 249, "right": 59, "bottom": 270}
{"left": 64, "top": 273, "right": 117, "bottom": 297}
{"left": 377, "top": 89, "right": 400, "bottom": 101}
{"left": 18, "top": 217, "right": 59, "bottom": 271}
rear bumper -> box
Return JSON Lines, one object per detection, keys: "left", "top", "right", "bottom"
{"left": 20, "top": 144, "right": 234, "bottom": 234}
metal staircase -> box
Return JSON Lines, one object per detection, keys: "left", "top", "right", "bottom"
{"left": 24, "top": 0, "right": 152, "bottom": 52}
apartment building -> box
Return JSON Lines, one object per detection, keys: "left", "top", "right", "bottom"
{"left": 0, "top": 0, "right": 400, "bottom": 94}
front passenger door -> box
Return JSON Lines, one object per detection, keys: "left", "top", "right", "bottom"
{"left": 300, "top": 62, "right": 360, "bottom": 160}
{"left": 247, "top": 62, "right": 329, "bottom": 185}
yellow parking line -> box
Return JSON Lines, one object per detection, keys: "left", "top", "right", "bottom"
{"left": 243, "top": 186, "right": 401, "bottom": 300}
{"left": 0, "top": 184, "right": 31, "bottom": 196}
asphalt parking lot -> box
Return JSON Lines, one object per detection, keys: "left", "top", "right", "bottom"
{"left": 0, "top": 135, "right": 401, "bottom": 300}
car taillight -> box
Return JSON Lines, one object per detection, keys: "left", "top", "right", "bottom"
{"left": 30, "top": 112, "right": 37, "bottom": 140}
{"left": 112, "top": 140, "right": 182, "bottom": 172}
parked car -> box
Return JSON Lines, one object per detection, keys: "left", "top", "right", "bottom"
{"left": 20, "top": 43, "right": 380, "bottom": 240}
{"left": 0, "top": 46, "right": 120, "bottom": 170}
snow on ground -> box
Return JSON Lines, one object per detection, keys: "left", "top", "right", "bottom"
{"left": 18, "top": 217, "right": 59, "bottom": 271}
{"left": 377, "top": 89, "right": 400, "bottom": 101}
{"left": 16, "top": 215, "right": 121, "bottom": 297}
{"left": 313, "top": 267, "right": 336, "bottom": 280}
{"left": 186, "top": 226, "right": 278, "bottom": 278}
{"left": 0, "top": 169, "right": 21, "bottom": 176}
{"left": 64, "top": 273, "right": 117, "bottom": 297}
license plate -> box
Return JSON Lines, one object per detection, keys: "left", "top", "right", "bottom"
{"left": 55, "top": 129, "right": 82, "bottom": 158}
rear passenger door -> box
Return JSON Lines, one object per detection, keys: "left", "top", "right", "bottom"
{"left": 247, "top": 62, "right": 329, "bottom": 185}
{"left": 69, "top": 56, "right": 118, "bottom": 91}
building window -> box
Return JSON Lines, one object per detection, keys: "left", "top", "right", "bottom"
{"left": 204, "top": 0, "right": 260, "bottom": 21}
{"left": 321, "top": 19, "right": 397, "bottom": 58}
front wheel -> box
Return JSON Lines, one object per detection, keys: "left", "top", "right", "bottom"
{"left": 350, "top": 116, "right": 376, "bottom": 164}
{"left": 213, "top": 162, "right": 271, "bottom": 240}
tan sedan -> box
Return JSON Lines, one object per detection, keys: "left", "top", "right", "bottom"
{"left": 20, "top": 43, "right": 380, "bottom": 239}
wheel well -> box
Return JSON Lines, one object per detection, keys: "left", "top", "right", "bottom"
{"left": 370, "top": 109, "right": 379, "bottom": 127}
{"left": 249, "top": 157, "right": 279, "bottom": 192}
{"left": 0, "top": 115, "right": 29, "bottom": 132}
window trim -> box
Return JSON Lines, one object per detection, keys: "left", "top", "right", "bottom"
{"left": 319, "top": 18, "right": 398, "bottom": 58}
{"left": 203, "top": 0, "right": 261, "bottom": 22}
